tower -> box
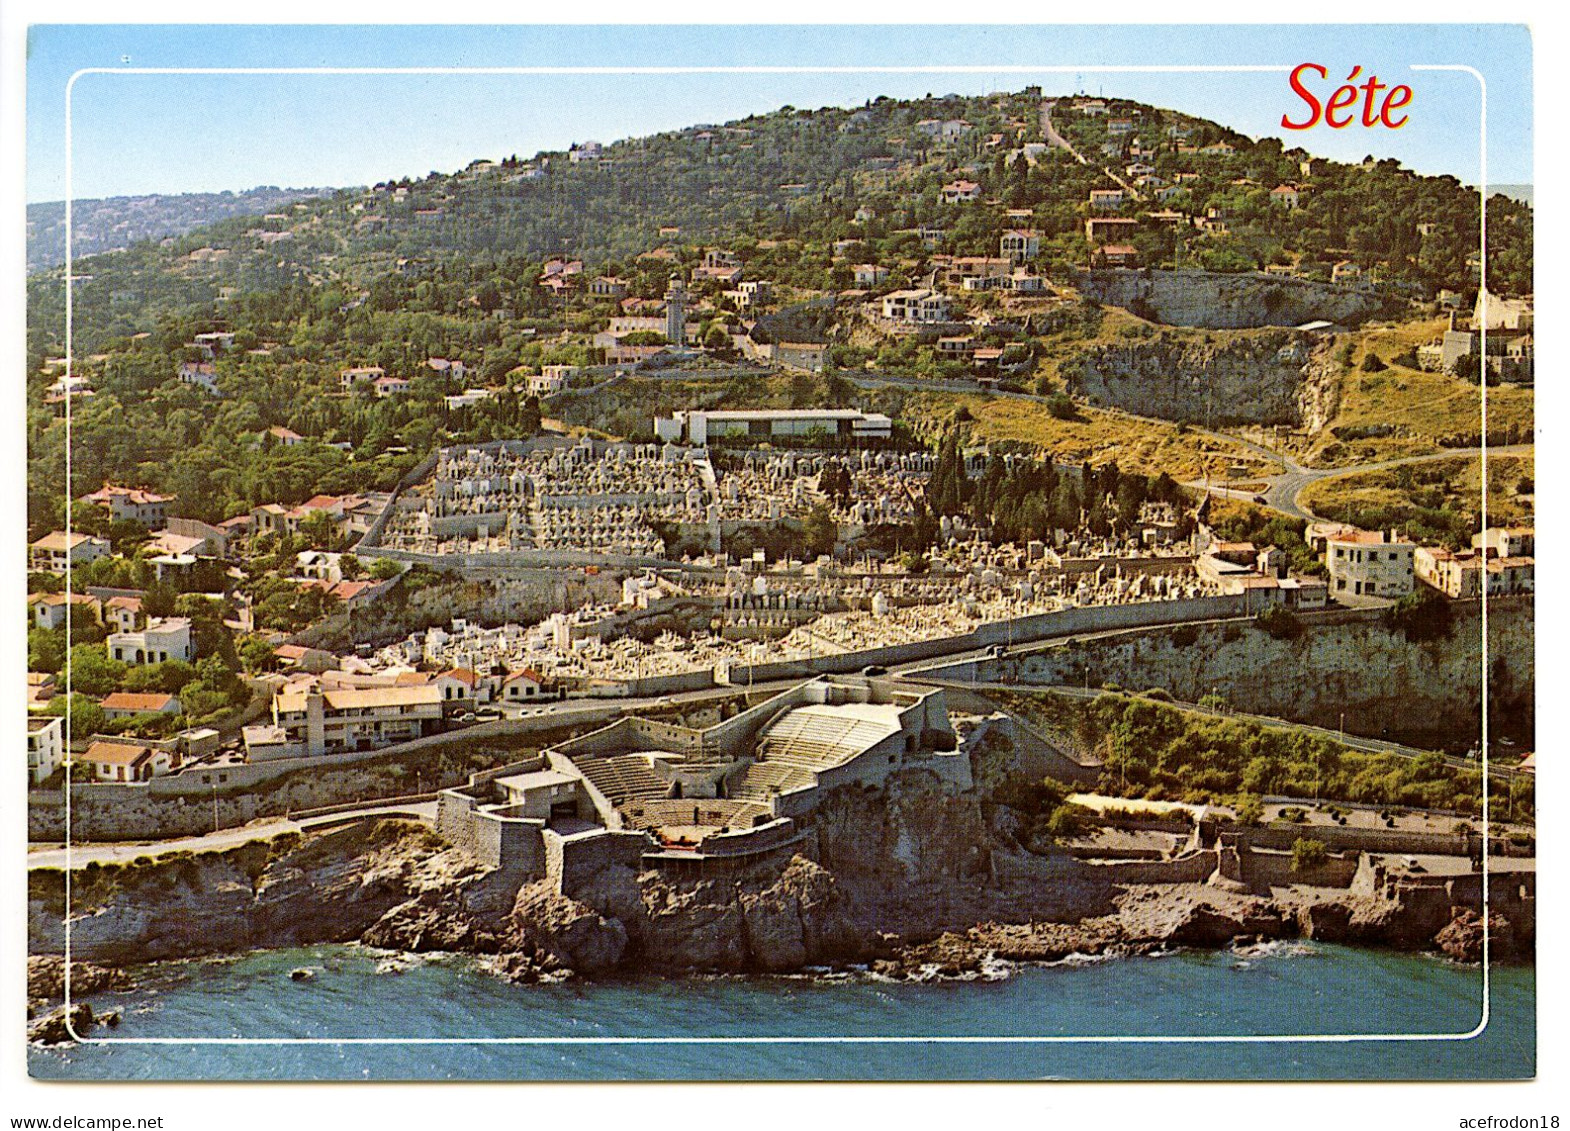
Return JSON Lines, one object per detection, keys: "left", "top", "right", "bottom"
{"left": 664, "top": 274, "right": 687, "bottom": 348}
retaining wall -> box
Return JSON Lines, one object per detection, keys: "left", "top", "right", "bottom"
{"left": 1086, "top": 850, "right": 1218, "bottom": 885}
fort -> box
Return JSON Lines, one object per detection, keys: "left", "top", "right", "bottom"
{"left": 437, "top": 674, "right": 971, "bottom": 895}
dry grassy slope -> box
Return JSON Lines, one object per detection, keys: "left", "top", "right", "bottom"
{"left": 1281, "top": 319, "right": 1534, "bottom": 467}
{"left": 900, "top": 392, "right": 1266, "bottom": 481}
{"left": 1300, "top": 451, "right": 1535, "bottom": 530}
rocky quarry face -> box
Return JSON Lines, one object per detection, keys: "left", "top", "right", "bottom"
{"left": 1072, "top": 269, "right": 1402, "bottom": 330}
{"left": 1064, "top": 329, "right": 1341, "bottom": 430}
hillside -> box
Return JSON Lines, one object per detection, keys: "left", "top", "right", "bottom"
{"left": 27, "top": 89, "right": 1530, "bottom": 363}
{"left": 24, "top": 88, "right": 1531, "bottom": 541}
{"left": 26, "top": 186, "right": 331, "bottom": 275}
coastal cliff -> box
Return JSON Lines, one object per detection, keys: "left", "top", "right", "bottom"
{"left": 28, "top": 769, "right": 1532, "bottom": 1001}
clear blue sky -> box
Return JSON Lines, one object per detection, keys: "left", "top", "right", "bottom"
{"left": 26, "top": 24, "right": 1532, "bottom": 202}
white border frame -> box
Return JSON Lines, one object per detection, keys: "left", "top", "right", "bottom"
{"left": 52, "top": 55, "right": 1499, "bottom": 1055}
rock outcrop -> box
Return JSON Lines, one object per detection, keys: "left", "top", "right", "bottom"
{"left": 1071, "top": 268, "right": 1401, "bottom": 330}
{"left": 28, "top": 775, "right": 1533, "bottom": 994}
{"left": 1063, "top": 329, "right": 1341, "bottom": 430}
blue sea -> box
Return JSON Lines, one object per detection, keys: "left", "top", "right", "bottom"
{"left": 29, "top": 942, "right": 1533, "bottom": 1081}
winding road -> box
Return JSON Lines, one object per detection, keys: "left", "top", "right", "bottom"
{"left": 1185, "top": 443, "right": 1534, "bottom": 521}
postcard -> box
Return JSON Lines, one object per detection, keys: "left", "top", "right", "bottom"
{"left": 22, "top": 21, "right": 1534, "bottom": 1086}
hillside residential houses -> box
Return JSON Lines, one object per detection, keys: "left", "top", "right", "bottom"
{"left": 107, "top": 617, "right": 194, "bottom": 666}
{"left": 27, "top": 716, "right": 65, "bottom": 785}
{"left": 374, "top": 375, "right": 411, "bottom": 398}
{"left": 177, "top": 361, "right": 220, "bottom": 395}
{"left": 445, "top": 388, "right": 497, "bottom": 411}
{"left": 1089, "top": 188, "right": 1124, "bottom": 211}
{"left": 29, "top": 591, "right": 102, "bottom": 632}
{"left": 1418, "top": 526, "right": 1538, "bottom": 598}
{"left": 83, "top": 738, "right": 178, "bottom": 783}
{"left": 940, "top": 180, "right": 982, "bottom": 204}
{"left": 30, "top": 531, "right": 111, "bottom": 573}
{"left": 101, "top": 691, "right": 183, "bottom": 720}
{"left": 81, "top": 484, "right": 175, "bottom": 528}
{"left": 340, "top": 366, "right": 386, "bottom": 390}
{"left": 1086, "top": 216, "right": 1140, "bottom": 244}
{"left": 880, "top": 289, "right": 951, "bottom": 325}
{"left": 1000, "top": 229, "right": 1041, "bottom": 263}
{"left": 1475, "top": 527, "right": 1534, "bottom": 558}
{"left": 102, "top": 594, "right": 144, "bottom": 633}
{"left": 1270, "top": 184, "right": 1302, "bottom": 209}
{"left": 1323, "top": 529, "right": 1415, "bottom": 599}
{"left": 853, "top": 263, "right": 890, "bottom": 287}
{"left": 426, "top": 357, "right": 468, "bottom": 382}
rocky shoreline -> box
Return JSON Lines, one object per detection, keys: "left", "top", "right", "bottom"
{"left": 27, "top": 786, "right": 1532, "bottom": 1044}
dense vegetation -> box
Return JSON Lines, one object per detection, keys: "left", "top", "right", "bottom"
{"left": 27, "top": 186, "right": 328, "bottom": 274}
{"left": 928, "top": 431, "right": 1190, "bottom": 541}
{"left": 1011, "top": 690, "right": 1532, "bottom": 821}
{"left": 26, "top": 88, "right": 1531, "bottom": 543}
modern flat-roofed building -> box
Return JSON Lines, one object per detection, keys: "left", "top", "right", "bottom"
{"left": 654, "top": 409, "right": 893, "bottom": 446}
{"left": 107, "top": 617, "right": 194, "bottom": 665}
{"left": 880, "top": 288, "right": 950, "bottom": 324}
{"left": 27, "top": 716, "right": 65, "bottom": 785}
{"left": 1473, "top": 527, "right": 1534, "bottom": 560}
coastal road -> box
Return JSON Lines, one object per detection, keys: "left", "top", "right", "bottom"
{"left": 27, "top": 800, "right": 440, "bottom": 871}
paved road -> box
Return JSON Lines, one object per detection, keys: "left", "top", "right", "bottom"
{"left": 1040, "top": 101, "right": 1088, "bottom": 165}
{"left": 1187, "top": 443, "right": 1535, "bottom": 520}
{"left": 26, "top": 800, "right": 445, "bottom": 871}
{"left": 27, "top": 801, "right": 443, "bottom": 870}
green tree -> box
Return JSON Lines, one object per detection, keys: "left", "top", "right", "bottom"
{"left": 1291, "top": 837, "right": 1330, "bottom": 872}
{"left": 28, "top": 628, "right": 67, "bottom": 676}
{"left": 803, "top": 504, "right": 838, "bottom": 558}
{"left": 239, "top": 637, "right": 278, "bottom": 673}
{"left": 68, "top": 644, "right": 128, "bottom": 697}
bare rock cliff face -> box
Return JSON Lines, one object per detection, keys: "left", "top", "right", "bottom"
{"left": 28, "top": 821, "right": 471, "bottom": 965}
{"left": 1064, "top": 330, "right": 1341, "bottom": 430}
{"left": 1072, "top": 268, "right": 1401, "bottom": 329}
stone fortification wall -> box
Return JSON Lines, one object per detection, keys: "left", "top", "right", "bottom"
{"left": 1238, "top": 825, "right": 1469, "bottom": 858}
{"left": 1222, "top": 845, "right": 1361, "bottom": 892}
{"left": 989, "top": 597, "right": 1531, "bottom": 748}
{"left": 545, "top": 829, "right": 648, "bottom": 898}
{"left": 29, "top": 716, "right": 607, "bottom": 842}
{"left": 1071, "top": 268, "right": 1400, "bottom": 329}
{"left": 1085, "top": 850, "right": 1218, "bottom": 886}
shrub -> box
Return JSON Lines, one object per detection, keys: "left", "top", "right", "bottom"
{"left": 1046, "top": 391, "right": 1078, "bottom": 420}
{"left": 1142, "top": 687, "right": 1173, "bottom": 702}
{"left": 1385, "top": 588, "right": 1454, "bottom": 642}
{"left": 1234, "top": 793, "right": 1264, "bottom": 826}
{"left": 1254, "top": 604, "right": 1303, "bottom": 640}
{"left": 1291, "top": 837, "right": 1330, "bottom": 872}
{"left": 1359, "top": 352, "right": 1388, "bottom": 372}
{"left": 1170, "top": 624, "right": 1200, "bottom": 648}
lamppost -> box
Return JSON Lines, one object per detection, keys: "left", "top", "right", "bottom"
{"left": 211, "top": 780, "right": 220, "bottom": 835}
